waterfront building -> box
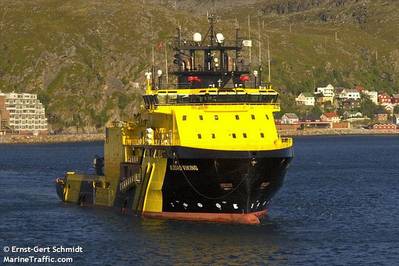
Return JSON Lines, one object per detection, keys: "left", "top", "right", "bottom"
{"left": 331, "top": 121, "right": 351, "bottom": 129}
{"left": 0, "top": 95, "right": 9, "bottom": 134}
{"left": 281, "top": 113, "right": 300, "bottom": 124}
{"left": 295, "top": 93, "right": 315, "bottom": 106}
{"left": 301, "top": 114, "right": 330, "bottom": 128}
{"left": 372, "top": 124, "right": 397, "bottom": 130}
{"left": 320, "top": 112, "right": 340, "bottom": 123}
{"left": 0, "top": 92, "right": 48, "bottom": 134}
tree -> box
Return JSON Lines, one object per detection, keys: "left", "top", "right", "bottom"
{"left": 360, "top": 96, "right": 378, "bottom": 118}
{"left": 309, "top": 105, "right": 322, "bottom": 117}
{"left": 323, "top": 101, "right": 335, "bottom": 112}
{"left": 279, "top": 94, "right": 297, "bottom": 114}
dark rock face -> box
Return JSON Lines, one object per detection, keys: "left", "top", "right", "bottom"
{"left": 352, "top": 4, "right": 368, "bottom": 24}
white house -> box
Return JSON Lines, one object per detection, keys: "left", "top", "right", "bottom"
{"left": 281, "top": 113, "right": 299, "bottom": 124}
{"left": 384, "top": 103, "right": 394, "bottom": 114}
{"left": 394, "top": 114, "right": 399, "bottom": 125}
{"left": 315, "top": 84, "right": 335, "bottom": 98}
{"left": 362, "top": 90, "right": 378, "bottom": 104}
{"left": 295, "top": 92, "right": 315, "bottom": 106}
{"left": 339, "top": 89, "right": 361, "bottom": 100}
{"left": 343, "top": 111, "right": 363, "bottom": 119}
{"left": 315, "top": 84, "right": 335, "bottom": 103}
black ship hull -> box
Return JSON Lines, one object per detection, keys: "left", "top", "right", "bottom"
{"left": 56, "top": 146, "right": 293, "bottom": 224}
{"left": 143, "top": 146, "right": 293, "bottom": 224}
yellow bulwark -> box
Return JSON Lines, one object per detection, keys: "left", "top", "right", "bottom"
{"left": 142, "top": 159, "right": 168, "bottom": 212}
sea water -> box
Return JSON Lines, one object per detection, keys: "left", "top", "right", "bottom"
{"left": 0, "top": 136, "right": 398, "bottom": 265}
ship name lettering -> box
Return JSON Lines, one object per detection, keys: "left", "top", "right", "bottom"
{"left": 170, "top": 165, "right": 198, "bottom": 171}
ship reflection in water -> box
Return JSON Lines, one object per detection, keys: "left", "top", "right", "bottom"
{"left": 1, "top": 136, "right": 398, "bottom": 265}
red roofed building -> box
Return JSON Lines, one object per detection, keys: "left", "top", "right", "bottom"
{"left": 372, "top": 124, "right": 397, "bottom": 130}
{"left": 378, "top": 93, "right": 391, "bottom": 105}
{"left": 374, "top": 113, "right": 388, "bottom": 122}
{"left": 320, "top": 112, "right": 340, "bottom": 123}
{"left": 354, "top": 85, "right": 366, "bottom": 93}
{"left": 391, "top": 94, "right": 399, "bottom": 105}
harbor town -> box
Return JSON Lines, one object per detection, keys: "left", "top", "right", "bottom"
{"left": 277, "top": 84, "right": 399, "bottom": 135}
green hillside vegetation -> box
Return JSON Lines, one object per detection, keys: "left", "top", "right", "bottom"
{"left": 0, "top": 0, "right": 398, "bottom": 131}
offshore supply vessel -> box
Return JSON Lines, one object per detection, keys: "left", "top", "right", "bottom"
{"left": 56, "top": 15, "right": 293, "bottom": 224}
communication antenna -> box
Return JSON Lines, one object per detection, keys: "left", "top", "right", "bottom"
{"left": 248, "top": 15, "right": 252, "bottom": 65}
{"left": 267, "top": 36, "right": 271, "bottom": 82}
{"left": 258, "top": 18, "right": 262, "bottom": 65}
{"left": 165, "top": 43, "right": 169, "bottom": 85}
{"left": 207, "top": 12, "right": 216, "bottom": 45}
{"left": 235, "top": 18, "right": 239, "bottom": 59}
{"left": 151, "top": 46, "right": 155, "bottom": 88}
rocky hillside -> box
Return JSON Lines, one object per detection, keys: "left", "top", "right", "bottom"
{"left": 0, "top": 0, "right": 398, "bottom": 131}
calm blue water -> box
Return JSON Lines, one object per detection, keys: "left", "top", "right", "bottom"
{"left": 0, "top": 136, "right": 398, "bottom": 265}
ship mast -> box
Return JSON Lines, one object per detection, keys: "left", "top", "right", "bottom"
{"left": 169, "top": 14, "right": 251, "bottom": 89}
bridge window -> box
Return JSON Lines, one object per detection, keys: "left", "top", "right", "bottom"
{"left": 197, "top": 134, "right": 202, "bottom": 139}
{"left": 243, "top": 133, "right": 247, "bottom": 138}
{"left": 211, "top": 133, "right": 216, "bottom": 139}
{"left": 232, "top": 133, "right": 236, "bottom": 139}
{"left": 182, "top": 115, "right": 187, "bottom": 121}
{"left": 251, "top": 114, "right": 255, "bottom": 120}
{"left": 199, "top": 115, "right": 203, "bottom": 120}
{"left": 214, "top": 115, "right": 219, "bottom": 120}
{"left": 260, "top": 133, "right": 265, "bottom": 138}
{"left": 235, "top": 115, "right": 240, "bottom": 120}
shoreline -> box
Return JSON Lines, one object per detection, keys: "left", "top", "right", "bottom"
{"left": 0, "top": 134, "right": 105, "bottom": 144}
{"left": 279, "top": 128, "right": 399, "bottom": 137}
{"left": 0, "top": 129, "right": 397, "bottom": 144}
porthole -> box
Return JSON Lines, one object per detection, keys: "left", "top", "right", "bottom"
{"left": 265, "top": 114, "right": 269, "bottom": 120}
{"left": 211, "top": 133, "right": 216, "bottom": 139}
{"left": 235, "top": 115, "right": 240, "bottom": 120}
{"left": 182, "top": 115, "right": 187, "bottom": 121}
{"left": 232, "top": 133, "right": 236, "bottom": 139}
{"left": 243, "top": 133, "right": 247, "bottom": 138}
{"left": 197, "top": 134, "right": 202, "bottom": 139}
{"left": 251, "top": 114, "right": 255, "bottom": 120}
{"left": 199, "top": 115, "right": 203, "bottom": 120}
{"left": 214, "top": 115, "right": 219, "bottom": 120}
{"left": 260, "top": 133, "right": 265, "bottom": 138}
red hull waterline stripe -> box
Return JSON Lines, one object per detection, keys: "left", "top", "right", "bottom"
{"left": 143, "top": 210, "right": 268, "bottom": 225}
